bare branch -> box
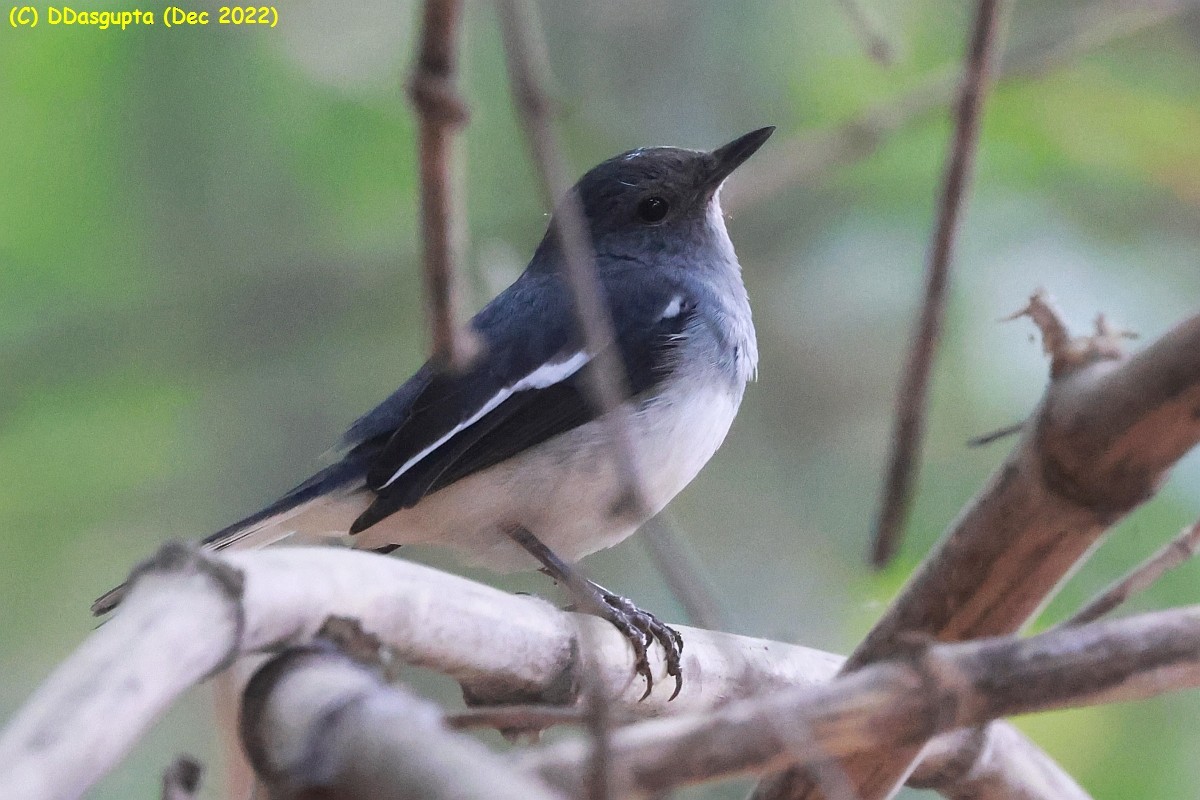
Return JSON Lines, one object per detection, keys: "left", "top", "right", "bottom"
{"left": 754, "top": 301, "right": 1200, "bottom": 800}
{"left": 521, "top": 605, "right": 1200, "bottom": 798}
{"left": 723, "top": 0, "right": 1190, "bottom": 213}
{"left": 447, "top": 704, "right": 600, "bottom": 733}
{"left": 584, "top": 677, "right": 614, "bottom": 800}
{"left": 641, "top": 514, "right": 732, "bottom": 630}
{"left": 1065, "top": 519, "right": 1200, "bottom": 627}
{"left": 31, "top": 299, "right": 1199, "bottom": 800}
{"left": 408, "top": 0, "right": 478, "bottom": 370}
{"left": 443, "top": 700, "right": 1086, "bottom": 800}
{"left": 0, "top": 545, "right": 242, "bottom": 800}
{"left": 444, "top": 697, "right": 1086, "bottom": 800}
{"left": 2, "top": 542, "right": 1066, "bottom": 800}
{"left": 239, "top": 620, "right": 564, "bottom": 800}
{"left": 1003, "top": 289, "right": 1126, "bottom": 379}
{"left": 966, "top": 421, "right": 1023, "bottom": 448}
{"left": 495, "top": 0, "right": 648, "bottom": 517}
{"left": 1010, "top": 0, "right": 1194, "bottom": 79}
{"left": 871, "top": 0, "right": 1009, "bottom": 569}
{"left": 0, "top": 544, "right": 845, "bottom": 800}
{"left": 493, "top": 8, "right": 665, "bottom": 790}
{"left": 912, "top": 725, "right": 1092, "bottom": 800}
{"left": 834, "top": 0, "right": 899, "bottom": 66}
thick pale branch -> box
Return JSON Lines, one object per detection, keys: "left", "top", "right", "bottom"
{"left": 0, "top": 544, "right": 844, "bottom": 800}
{"left": 521, "top": 606, "right": 1200, "bottom": 797}
{"left": 240, "top": 632, "right": 563, "bottom": 800}
{"left": 0, "top": 546, "right": 242, "bottom": 800}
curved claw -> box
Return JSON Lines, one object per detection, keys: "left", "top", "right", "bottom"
{"left": 595, "top": 589, "right": 684, "bottom": 701}
{"left": 598, "top": 597, "right": 657, "bottom": 698}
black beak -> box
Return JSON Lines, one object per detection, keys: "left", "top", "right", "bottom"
{"left": 704, "top": 126, "right": 775, "bottom": 191}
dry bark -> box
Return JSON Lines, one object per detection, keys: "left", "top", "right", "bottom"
{"left": 408, "top": 0, "right": 478, "bottom": 370}
{"left": 871, "top": 0, "right": 1007, "bottom": 567}
{"left": 522, "top": 605, "right": 1200, "bottom": 798}
{"left": 240, "top": 621, "right": 564, "bottom": 800}
{"left": 0, "top": 540, "right": 1082, "bottom": 800}
{"left": 753, "top": 300, "right": 1200, "bottom": 800}
{"left": 0, "top": 544, "right": 840, "bottom": 800}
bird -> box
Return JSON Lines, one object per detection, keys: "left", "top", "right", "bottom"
{"left": 94, "top": 126, "right": 774, "bottom": 699}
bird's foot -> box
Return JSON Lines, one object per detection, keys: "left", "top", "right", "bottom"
{"left": 514, "top": 526, "right": 683, "bottom": 700}
{"left": 590, "top": 586, "right": 683, "bottom": 701}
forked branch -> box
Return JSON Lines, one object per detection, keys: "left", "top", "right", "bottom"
{"left": 755, "top": 294, "right": 1200, "bottom": 800}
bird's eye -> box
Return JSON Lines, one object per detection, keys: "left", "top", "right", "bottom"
{"left": 636, "top": 196, "right": 669, "bottom": 224}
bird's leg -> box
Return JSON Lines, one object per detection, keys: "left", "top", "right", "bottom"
{"left": 504, "top": 524, "right": 683, "bottom": 700}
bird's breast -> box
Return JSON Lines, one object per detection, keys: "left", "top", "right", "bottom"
{"left": 630, "top": 376, "right": 744, "bottom": 516}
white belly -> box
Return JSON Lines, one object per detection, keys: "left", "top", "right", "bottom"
{"left": 351, "top": 379, "right": 744, "bottom": 571}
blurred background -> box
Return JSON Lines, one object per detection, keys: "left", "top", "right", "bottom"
{"left": 3, "top": 0, "right": 1200, "bottom": 797}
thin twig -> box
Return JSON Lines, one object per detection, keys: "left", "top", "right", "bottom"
{"left": 585, "top": 678, "right": 613, "bottom": 800}
{"left": 495, "top": 0, "right": 648, "bottom": 517}
{"left": 493, "top": 7, "right": 638, "bottom": 796}
{"left": 492, "top": 3, "right": 737, "bottom": 720}
{"left": 1065, "top": 520, "right": 1200, "bottom": 627}
{"left": 1009, "top": 0, "right": 1193, "bottom": 79}
{"left": 834, "top": 0, "right": 898, "bottom": 65}
{"left": 408, "top": 0, "right": 478, "bottom": 371}
{"left": 966, "top": 421, "right": 1024, "bottom": 448}
{"left": 870, "top": 0, "right": 1008, "bottom": 569}
{"left": 641, "top": 514, "right": 732, "bottom": 631}
{"left": 160, "top": 755, "right": 202, "bottom": 800}
{"left": 447, "top": 704, "right": 594, "bottom": 732}
{"left": 724, "top": 0, "right": 1189, "bottom": 212}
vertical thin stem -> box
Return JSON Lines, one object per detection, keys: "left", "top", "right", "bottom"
{"left": 834, "top": 0, "right": 898, "bottom": 65}
{"left": 869, "top": 0, "right": 1008, "bottom": 569}
{"left": 409, "top": 0, "right": 478, "bottom": 371}
{"left": 584, "top": 678, "right": 613, "bottom": 800}
{"left": 495, "top": 0, "right": 648, "bottom": 517}
{"left": 494, "top": 5, "right": 633, "bottom": 797}
{"left": 641, "top": 515, "right": 731, "bottom": 631}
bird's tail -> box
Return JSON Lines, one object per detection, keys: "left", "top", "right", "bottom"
{"left": 91, "top": 457, "right": 369, "bottom": 616}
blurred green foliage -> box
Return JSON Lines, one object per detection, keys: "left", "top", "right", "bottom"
{"left": 2, "top": 1, "right": 1200, "bottom": 797}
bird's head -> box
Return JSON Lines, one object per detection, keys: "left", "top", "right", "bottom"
{"left": 537, "top": 127, "right": 774, "bottom": 267}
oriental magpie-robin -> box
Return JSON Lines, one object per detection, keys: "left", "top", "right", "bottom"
{"left": 95, "top": 127, "right": 774, "bottom": 698}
